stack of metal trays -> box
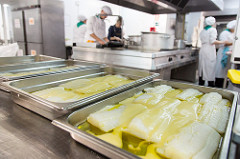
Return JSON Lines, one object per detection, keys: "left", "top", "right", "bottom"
{"left": 52, "top": 80, "right": 238, "bottom": 159}
{"left": 3, "top": 67, "right": 159, "bottom": 120}
{"left": 0, "top": 55, "right": 62, "bottom": 66}
{"left": 0, "top": 60, "right": 102, "bottom": 91}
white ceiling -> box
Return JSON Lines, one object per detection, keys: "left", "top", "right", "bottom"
{"left": 223, "top": 0, "right": 239, "bottom": 9}
{"left": 0, "top": 0, "right": 17, "bottom": 5}
{"left": 203, "top": 0, "right": 239, "bottom": 16}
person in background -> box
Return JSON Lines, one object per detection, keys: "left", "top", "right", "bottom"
{"left": 215, "top": 20, "right": 236, "bottom": 88}
{"left": 73, "top": 15, "right": 87, "bottom": 46}
{"left": 108, "top": 16, "right": 123, "bottom": 41}
{"left": 85, "top": 6, "right": 112, "bottom": 45}
{"left": 198, "top": 16, "right": 227, "bottom": 87}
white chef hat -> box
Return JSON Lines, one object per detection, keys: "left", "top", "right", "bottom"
{"left": 227, "top": 20, "right": 236, "bottom": 29}
{"left": 101, "top": 5, "right": 112, "bottom": 15}
{"left": 205, "top": 16, "right": 216, "bottom": 26}
{"left": 78, "top": 15, "right": 87, "bottom": 22}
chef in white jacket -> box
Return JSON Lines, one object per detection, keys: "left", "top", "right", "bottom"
{"left": 215, "top": 20, "right": 236, "bottom": 88}
{"left": 73, "top": 15, "right": 87, "bottom": 46}
{"left": 85, "top": 6, "right": 112, "bottom": 45}
{"left": 199, "top": 16, "right": 227, "bottom": 87}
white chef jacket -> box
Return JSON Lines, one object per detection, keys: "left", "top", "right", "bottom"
{"left": 215, "top": 30, "right": 234, "bottom": 78}
{"left": 85, "top": 15, "right": 106, "bottom": 42}
{"left": 199, "top": 27, "right": 218, "bottom": 81}
{"left": 73, "top": 24, "right": 87, "bottom": 44}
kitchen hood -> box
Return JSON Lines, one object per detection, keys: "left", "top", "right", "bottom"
{"left": 101, "top": 0, "right": 177, "bottom": 14}
{"left": 182, "top": 0, "right": 224, "bottom": 13}
{"left": 101, "top": 0, "right": 224, "bottom": 14}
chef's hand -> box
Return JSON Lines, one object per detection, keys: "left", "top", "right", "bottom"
{"left": 114, "top": 37, "right": 122, "bottom": 41}
{"left": 226, "top": 51, "right": 232, "bottom": 55}
{"left": 105, "top": 39, "right": 109, "bottom": 43}
{"left": 98, "top": 40, "right": 106, "bottom": 45}
{"left": 223, "top": 41, "right": 232, "bottom": 46}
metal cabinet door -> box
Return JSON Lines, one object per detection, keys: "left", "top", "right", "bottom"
{"left": 12, "top": 11, "right": 25, "bottom": 42}
{"left": 27, "top": 43, "right": 43, "bottom": 55}
{"left": 17, "top": 42, "right": 27, "bottom": 55}
{"left": 24, "top": 8, "right": 43, "bottom": 43}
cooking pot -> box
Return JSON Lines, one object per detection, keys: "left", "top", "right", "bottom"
{"left": 175, "top": 39, "right": 186, "bottom": 49}
{"left": 128, "top": 35, "right": 141, "bottom": 46}
{"left": 141, "top": 32, "right": 174, "bottom": 51}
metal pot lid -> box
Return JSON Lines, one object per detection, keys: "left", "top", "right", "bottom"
{"left": 128, "top": 35, "right": 141, "bottom": 37}
{"left": 141, "top": 32, "right": 169, "bottom": 35}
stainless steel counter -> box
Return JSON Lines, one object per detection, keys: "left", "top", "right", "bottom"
{"left": 72, "top": 47, "right": 198, "bottom": 82}
{"left": 0, "top": 90, "right": 106, "bottom": 159}
{"left": 72, "top": 47, "right": 197, "bottom": 71}
{"left": 73, "top": 47, "right": 193, "bottom": 58}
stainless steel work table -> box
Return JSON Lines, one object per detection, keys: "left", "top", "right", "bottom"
{"left": 72, "top": 47, "right": 197, "bottom": 70}
{"left": 0, "top": 90, "right": 106, "bottom": 159}
{"left": 72, "top": 47, "right": 198, "bottom": 82}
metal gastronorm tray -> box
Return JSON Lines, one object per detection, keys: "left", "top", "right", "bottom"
{"left": 0, "top": 60, "right": 101, "bottom": 83}
{"left": 4, "top": 67, "right": 159, "bottom": 120}
{"left": 0, "top": 55, "right": 61, "bottom": 66}
{"left": 52, "top": 80, "right": 238, "bottom": 159}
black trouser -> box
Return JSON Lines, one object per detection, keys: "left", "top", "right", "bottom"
{"left": 66, "top": 45, "right": 73, "bottom": 59}
{"left": 215, "top": 78, "right": 224, "bottom": 88}
{"left": 199, "top": 76, "right": 205, "bottom": 85}
{"left": 199, "top": 77, "right": 215, "bottom": 87}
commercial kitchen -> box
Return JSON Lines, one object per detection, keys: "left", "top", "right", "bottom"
{"left": 0, "top": 0, "right": 240, "bottom": 158}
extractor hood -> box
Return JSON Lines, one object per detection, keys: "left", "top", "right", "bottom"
{"left": 101, "top": 0, "right": 177, "bottom": 14}
{"left": 182, "top": 0, "right": 224, "bottom": 13}
{"left": 101, "top": 0, "right": 224, "bottom": 14}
